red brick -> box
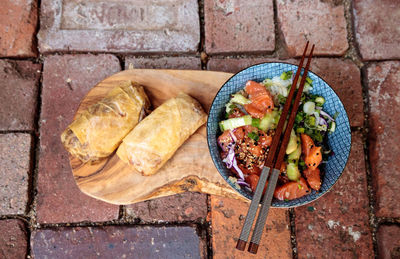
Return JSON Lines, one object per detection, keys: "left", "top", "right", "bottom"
{"left": 125, "top": 56, "right": 201, "bottom": 70}
{"left": 0, "top": 219, "right": 28, "bottom": 258}
{"left": 38, "top": 54, "right": 121, "bottom": 223}
{"left": 0, "top": 60, "right": 41, "bottom": 130}
{"left": 0, "top": 0, "right": 37, "bottom": 57}
{"left": 295, "top": 132, "right": 373, "bottom": 259}
{"left": 210, "top": 196, "right": 291, "bottom": 259}
{"left": 277, "top": 0, "right": 348, "bottom": 56}
{"left": 377, "top": 225, "right": 400, "bottom": 259}
{"left": 208, "top": 57, "right": 282, "bottom": 73}
{"left": 367, "top": 61, "right": 400, "bottom": 218}
{"left": 208, "top": 57, "right": 363, "bottom": 126}
{"left": 126, "top": 192, "right": 207, "bottom": 223}
{"left": 31, "top": 225, "right": 205, "bottom": 258}
{"left": 309, "top": 58, "right": 364, "bottom": 127}
{"left": 204, "top": 0, "right": 275, "bottom": 54}
{"left": 38, "top": 0, "right": 199, "bottom": 53}
{"left": 0, "top": 134, "right": 31, "bottom": 215}
{"left": 353, "top": 0, "right": 400, "bottom": 60}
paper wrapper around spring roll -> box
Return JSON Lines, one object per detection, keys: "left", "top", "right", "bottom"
{"left": 117, "top": 93, "right": 207, "bottom": 176}
{"left": 61, "top": 81, "right": 150, "bottom": 163}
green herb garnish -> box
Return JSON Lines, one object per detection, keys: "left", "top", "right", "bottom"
{"left": 248, "top": 132, "right": 259, "bottom": 141}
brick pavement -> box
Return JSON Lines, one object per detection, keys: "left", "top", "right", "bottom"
{"left": 0, "top": 0, "right": 399, "bottom": 258}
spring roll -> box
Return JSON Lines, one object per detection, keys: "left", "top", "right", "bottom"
{"left": 61, "top": 81, "right": 150, "bottom": 163}
{"left": 117, "top": 93, "right": 207, "bottom": 176}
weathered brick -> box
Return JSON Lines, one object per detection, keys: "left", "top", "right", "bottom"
{"left": 38, "top": 0, "right": 199, "bottom": 53}
{"left": 353, "top": 0, "right": 400, "bottom": 60}
{"left": 126, "top": 192, "right": 207, "bottom": 223}
{"left": 125, "top": 56, "right": 201, "bottom": 70}
{"left": 377, "top": 225, "right": 400, "bottom": 259}
{"left": 38, "top": 54, "right": 121, "bottom": 223}
{"left": 204, "top": 0, "right": 275, "bottom": 54}
{"left": 309, "top": 58, "right": 364, "bottom": 127}
{"left": 295, "top": 132, "right": 373, "bottom": 259}
{"left": 367, "top": 61, "right": 400, "bottom": 218}
{"left": 0, "top": 134, "right": 31, "bottom": 215}
{"left": 31, "top": 225, "right": 205, "bottom": 258}
{"left": 208, "top": 57, "right": 363, "bottom": 126}
{"left": 0, "top": 60, "right": 41, "bottom": 131}
{"left": 277, "top": 0, "right": 348, "bottom": 56}
{"left": 0, "top": 219, "right": 28, "bottom": 258}
{"left": 208, "top": 57, "right": 281, "bottom": 73}
{"left": 0, "top": 0, "right": 37, "bottom": 57}
{"left": 210, "top": 196, "right": 291, "bottom": 259}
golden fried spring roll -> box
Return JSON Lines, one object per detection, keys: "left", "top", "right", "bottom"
{"left": 117, "top": 93, "right": 207, "bottom": 176}
{"left": 61, "top": 81, "right": 150, "bottom": 163}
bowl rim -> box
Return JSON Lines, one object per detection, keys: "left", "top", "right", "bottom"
{"left": 206, "top": 61, "right": 352, "bottom": 208}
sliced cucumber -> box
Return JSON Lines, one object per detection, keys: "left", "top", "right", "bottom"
{"left": 259, "top": 111, "right": 279, "bottom": 131}
{"left": 329, "top": 121, "right": 336, "bottom": 133}
{"left": 231, "top": 93, "right": 251, "bottom": 105}
{"left": 219, "top": 115, "right": 252, "bottom": 131}
{"left": 287, "top": 163, "right": 301, "bottom": 181}
{"left": 288, "top": 138, "right": 301, "bottom": 160}
{"left": 303, "top": 101, "right": 315, "bottom": 115}
{"left": 286, "top": 129, "right": 298, "bottom": 154}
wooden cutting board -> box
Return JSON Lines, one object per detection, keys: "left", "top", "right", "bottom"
{"left": 70, "top": 69, "right": 248, "bottom": 205}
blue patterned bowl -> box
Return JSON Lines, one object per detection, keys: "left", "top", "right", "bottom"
{"left": 207, "top": 62, "right": 351, "bottom": 208}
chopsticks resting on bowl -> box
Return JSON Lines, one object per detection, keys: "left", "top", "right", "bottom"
{"left": 236, "top": 42, "right": 315, "bottom": 254}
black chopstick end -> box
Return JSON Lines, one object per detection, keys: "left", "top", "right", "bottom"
{"left": 248, "top": 242, "right": 259, "bottom": 254}
{"left": 236, "top": 239, "right": 247, "bottom": 251}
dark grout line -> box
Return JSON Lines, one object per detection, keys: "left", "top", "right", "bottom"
{"left": 205, "top": 195, "right": 213, "bottom": 259}
{"left": 197, "top": 0, "right": 208, "bottom": 70}
{"left": 118, "top": 205, "right": 125, "bottom": 220}
{"left": 343, "top": 0, "right": 363, "bottom": 68}
{"left": 288, "top": 208, "right": 298, "bottom": 259}
{"left": 376, "top": 217, "right": 400, "bottom": 225}
{"left": 115, "top": 54, "right": 125, "bottom": 70}
{"left": 359, "top": 65, "right": 379, "bottom": 258}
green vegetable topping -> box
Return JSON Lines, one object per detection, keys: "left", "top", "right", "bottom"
{"left": 219, "top": 115, "right": 252, "bottom": 131}
{"left": 251, "top": 118, "right": 260, "bottom": 128}
{"left": 306, "top": 76, "right": 313, "bottom": 85}
{"left": 248, "top": 132, "right": 259, "bottom": 141}
{"left": 296, "top": 127, "right": 305, "bottom": 134}
{"left": 315, "top": 96, "right": 325, "bottom": 106}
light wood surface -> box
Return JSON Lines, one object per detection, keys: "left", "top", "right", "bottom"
{"left": 70, "top": 69, "right": 249, "bottom": 205}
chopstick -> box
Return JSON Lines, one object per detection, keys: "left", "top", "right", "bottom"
{"left": 235, "top": 42, "right": 314, "bottom": 253}
{"left": 248, "top": 44, "right": 315, "bottom": 254}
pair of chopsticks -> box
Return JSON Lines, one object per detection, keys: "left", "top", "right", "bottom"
{"left": 236, "top": 42, "right": 315, "bottom": 254}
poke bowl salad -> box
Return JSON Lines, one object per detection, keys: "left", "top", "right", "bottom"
{"left": 207, "top": 62, "right": 351, "bottom": 207}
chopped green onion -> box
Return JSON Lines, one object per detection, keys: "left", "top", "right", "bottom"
{"left": 251, "top": 118, "right": 260, "bottom": 128}
{"left": 306, "top": 76, "right": 313, "bottom": 85}
{"left": 303, "top": 101, "right": 316, "bottom": 114}
{"left": 329, "top": 121, "right": 336, "bottom": 133}
{"left": 296, "top": 127, "right": 305, "bottom": 134}
{"left": 333, "top": 111, "right": 340, "bottom": 120}
{"left": 248, "top": 132, "right": 259, "bottom": 141}
{"left": 315, "top": 96, "right": 325, "bottom": 106}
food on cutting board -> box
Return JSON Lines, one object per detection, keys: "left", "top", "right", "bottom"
{"left": 218, "top": 71, "right": 337, "bottom": 201}
{"left": 117, "top": 92, "right": 207, "bottom": 176}
{"left": 61, "top": 81, "right": 150, "bottom": 163}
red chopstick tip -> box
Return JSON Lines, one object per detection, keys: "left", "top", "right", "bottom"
{"left": 236, "top": 239, "right": 247, "bottom": 251}
{"left": 248, "top": 242, "right": 259, "bottom": 254}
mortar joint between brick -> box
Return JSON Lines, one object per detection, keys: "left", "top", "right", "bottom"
{"left": 342, "top": 0, "right": 364, "bottom": 68}
{"left": 359, "top": 66, "right": 379, "bottom": 258}
{"left": 288, "top": 208, "right": 298, "bottom": 259}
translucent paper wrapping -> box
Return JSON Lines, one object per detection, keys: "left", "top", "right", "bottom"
{"left": 117, "top": 93, "right": 207, "bottom": 176}
{"left": 61, "top": 81, "right": 150, "bottom": 163}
